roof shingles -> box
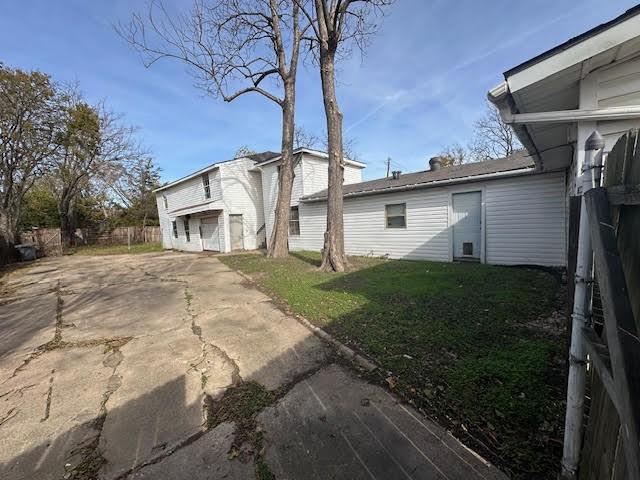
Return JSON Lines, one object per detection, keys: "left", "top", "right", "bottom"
{"left": 302, "top": 151, "right": 535, "bottom": 202}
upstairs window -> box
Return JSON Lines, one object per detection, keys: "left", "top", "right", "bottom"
{"left": 163, "top": 195, "right": 168, "bottom": 210}
{"left": 202, "top": 173, "right": 211, "bottom": 199}
{"left": 184, "top": 219, "right": 190, "bottom": 242}
{"left": 289, "top": 206, "right": 300, "bottom": 235}
{"left": 172, "top": 221, "right": 178, "bottom": 238}
{"left": 385, "top": 203, "right": 406, "bottom": 228}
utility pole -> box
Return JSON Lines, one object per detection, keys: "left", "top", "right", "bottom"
{"left": 385, "top": 157, "right": 391, "bottom": 177}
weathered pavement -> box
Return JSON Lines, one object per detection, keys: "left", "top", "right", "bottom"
{"left": 0, "top": 252, "right": 506, "bottom": 480}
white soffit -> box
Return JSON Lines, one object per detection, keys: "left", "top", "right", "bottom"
{"left": 507, "top": 13, "right": 640, "bottom": 93}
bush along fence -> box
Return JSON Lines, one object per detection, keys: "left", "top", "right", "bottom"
{"left": 18, "top": 226, "right": 161, "bottom": 257}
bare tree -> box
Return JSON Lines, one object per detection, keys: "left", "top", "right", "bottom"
{"left": 296, "top": 0, "right": 392, "bottom": 272}
{"left": 293, "top": 125, "right": 359, "bottom": 161}
{"left": 293, "top": 126, "right": 320, "bottom": 149}
{"left": 234, "top": 146, "right": 257, "bottom": 158}
{"left": 118, "top": 0, "right": 312, "bottom": 258}
{"left": 52, "top": 96, "right": 147, "bottom": 247}
{"left": 438, "top": 142, "right": 468, "bottom": 167}
{"left": 469, "top": 101, "right": 522, "bottom": 160}
{"left": 0, "top": 65, "right": 59, "bottom": 253}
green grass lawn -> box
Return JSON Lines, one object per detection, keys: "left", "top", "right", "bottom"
{"left": 70, "top": 242, "right": 164, "bottom": 256}
{"left": 220, "top": 251, "right": 567, "bottom": 479}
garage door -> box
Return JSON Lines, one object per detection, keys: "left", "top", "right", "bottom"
{"left": 200, "top": 216, "right": 219, "bottom": 251}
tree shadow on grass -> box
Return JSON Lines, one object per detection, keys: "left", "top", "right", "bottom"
{"left": 289, "top": 250, "right": 321, "bottom": 267}
{"left": 309, "top": 257, "right": 566, "bottom": 479}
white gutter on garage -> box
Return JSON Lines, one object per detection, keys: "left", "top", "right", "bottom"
{"left": 489, "top": 82, "right": 640, "bottom": 125}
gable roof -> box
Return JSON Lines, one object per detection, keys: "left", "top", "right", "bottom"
{"left": 505, "top": 5, "right": 640, "bottom": 77}
{"left": 253, "top": 147, "right": 367, "bottom": 168}
{"left": 247, "top": 151, "right": 279, "bottom": 163}
{"left": 154, "top": 151, "right": 277, "bottom": 193}
{"left": 302, "top": 151, "right": 535, "bottom": 202}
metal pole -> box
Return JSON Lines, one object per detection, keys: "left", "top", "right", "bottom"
{"left": 561, "top": 130, "right": 604, "bottom": 479}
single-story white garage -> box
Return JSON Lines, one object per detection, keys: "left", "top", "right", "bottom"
{"left": 293, "top": 152, "right": 567, "bottom": 267}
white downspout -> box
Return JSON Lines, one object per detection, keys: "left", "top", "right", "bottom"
{"left": 561, "top": 130, "right": 604, "bottom": 479}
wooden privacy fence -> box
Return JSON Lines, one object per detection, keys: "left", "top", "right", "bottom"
{"left": 577, "top": 130, "right": 640, "bottom": 479}
{"left": 20, "top": 228, "right": 63, "bottom": 256}
{"left": 19, "top": 226, "right": 161, "bottom": 257}
{"left": 76, "top": 226, "right": 161, "bottom": 246}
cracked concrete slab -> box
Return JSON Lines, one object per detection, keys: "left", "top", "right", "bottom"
{"left": 129, "top": 422, "right": 253, "bottom": 480}
{"left": 0, "top": 293, "right": 58, "bottom": 379}
{"left": 258, "top": 364, "right": 507, "bottom": 480}
{"left": 98, "top": 332, "right": 209, "bottom": 478}
{"left": 1, "top": 252, "right": 506, "bottom": 480}
{"left": 0, "top": 347, "right": 111, "bottom": 480}
{"left": 197, "top": 298, "right": 331, "bottom": 390}
{"left": 62, "top": 281, "right": 187, "bottom": 341}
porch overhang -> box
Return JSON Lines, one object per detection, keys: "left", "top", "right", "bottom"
{"left": 487, "top": 5, "right": 640, "bottom": 172}
{"left": 167, "top": 200, "right": 224, "bottom": 219}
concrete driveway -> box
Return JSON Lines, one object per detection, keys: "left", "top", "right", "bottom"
{"left": 0, "top": 252, "right": 506, "bottom": 480}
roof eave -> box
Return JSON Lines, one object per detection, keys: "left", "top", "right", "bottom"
{"left": 257, "top": 148, "right": 367, "bottom": 168}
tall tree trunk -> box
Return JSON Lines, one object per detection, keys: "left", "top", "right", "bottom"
{"left": 59, "top": 194, "right": 75, "bottom": 250}
{"left": 267, "top": 83, "right": 296, "bottom": 258}
{"left": 318, "top": 50, "right": 347, "bottom": 272}
{"left": 0, "top": 208, "right": 17, "bottom": 262}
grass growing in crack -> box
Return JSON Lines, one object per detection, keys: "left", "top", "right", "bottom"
{"left": 204, "top": 381, "right": 273, "bottom": 433}
{"left": 255, "top": 458, "right": 275, "bottom": 480}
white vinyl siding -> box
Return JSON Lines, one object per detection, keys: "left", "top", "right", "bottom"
{"left": 292, "top": 172, "right": 566, "bottom": 266}
{"left": 485, "top": 172, "right": 566, "bottom": 266}
{"left": 157, "top": 195, "right": 173, "bottom": 249}
{"left": 219, "top": 158, "right": 264, "bottom": 251}
{"left": 344, "top": 164, "right": 363, "bottom": 185}
{"left": 261, "top": 158, "right": 305, "bottom": 244}
{"left": 262, "top": 153, "right": 365, "bottom": 248}
{"left": 302, "top": 156, "right": 363, "bottom": 195}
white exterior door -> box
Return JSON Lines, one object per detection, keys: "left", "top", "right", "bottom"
{"left": 229, "top": 214, "right": 244, "bottom": 250}
{"left": 452, "top": 191, "right": 481, "bottom": 260}
{"left": 200, "top": 216, "right": 219, "bottom": 251}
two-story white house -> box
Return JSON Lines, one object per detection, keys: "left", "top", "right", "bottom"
{"left": 157, "top": 6, "right": 640, "bottom": 269}
{"left": 154, "top": 149, "right": 365, "bottom": 253}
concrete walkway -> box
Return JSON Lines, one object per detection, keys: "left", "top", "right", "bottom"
{"left": 0, "top": 252, "right": 506, "bottom": 480}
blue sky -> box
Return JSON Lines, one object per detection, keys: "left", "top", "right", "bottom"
{"left": 1, "top": 0, "right": 637, "bottom": 182}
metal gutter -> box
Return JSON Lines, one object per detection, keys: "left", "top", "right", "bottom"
{"left": 502, "top": 105, "right": 640, "bottom": 125}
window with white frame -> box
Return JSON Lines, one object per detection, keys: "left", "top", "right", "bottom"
{"left": 385, "top": 203, "right": 406, "bottom": 228}
{"left": 202, "top": 173, "right": 210, "bottom": 199}
{"left": 184, "top": 219, "right": 190, "bottom": 242}
{"left": 289, "top": 206, "right": 300, "bottom": 235}
{"left": 163, "top": 195, "right": 168, "bottom": 210}
{"left": 172, "top": 221, "right": 178, "bottom": 238}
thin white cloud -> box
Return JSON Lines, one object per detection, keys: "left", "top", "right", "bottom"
{"left": 345, "top": 4, "right": 582, "bottom": 133}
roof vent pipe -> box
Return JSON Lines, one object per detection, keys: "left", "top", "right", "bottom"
{"left": 429, "top": 157, "right": 442, "bottom": 171}
{"left": 391, "top": 170, "right": 401, "bottom": 180}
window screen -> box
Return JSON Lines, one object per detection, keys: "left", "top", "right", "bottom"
{"left": 172, "top": 221, "right": 178, "bottom": 238}
{"left": 385, "top": 203, "right": 406, "bottom": 228}
{"left": 163, "top": 195, "right": 168, "bottom": 210}
{"left": 289, "top": 206, "right": 300, "bottom": 235}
